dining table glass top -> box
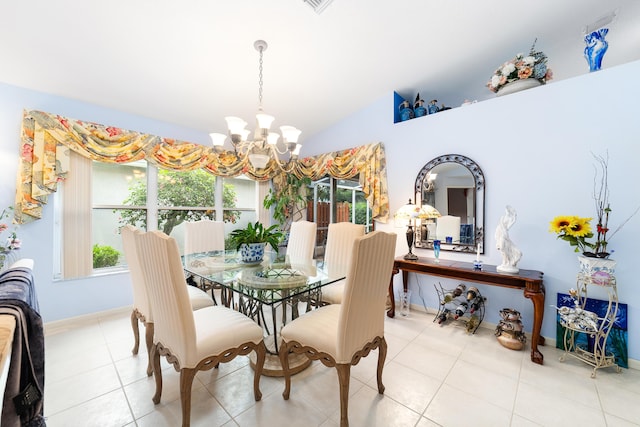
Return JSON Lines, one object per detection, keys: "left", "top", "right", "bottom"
{"left": 182, "top": 250, "right": 344, "bottom": 305}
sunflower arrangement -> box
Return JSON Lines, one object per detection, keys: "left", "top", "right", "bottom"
{"left": 549, "top": 215, "right": 594, "bottom": 254}
{"left": 550, "top": 154, "right": 640, "bottom": 258}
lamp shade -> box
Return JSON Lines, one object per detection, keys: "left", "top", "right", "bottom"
{"left": 280, "top": 125, "right": 302, "bottom": 143}
{"left": 248, "top": 153, "right": 270, "bottom": 169}
{"left": 418, "top": 204, "right": 441, "bottom": 219}
{"left": 256, "top": 112, "right": 275, "bottom": 130}
{"left": 225, "top": 116, "right": 248, "bottom": 135}
{"left": 209, "top": 132, "right": 227, "bottom": 147}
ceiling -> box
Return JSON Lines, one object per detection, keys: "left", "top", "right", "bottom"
{"left": 2, "top": 0, "right": 639, "bottom": 149}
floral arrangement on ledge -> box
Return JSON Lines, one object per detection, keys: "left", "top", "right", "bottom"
{"left": 0, "top": 206, "right": 21, "bottom": 269}
{"left": 549, "top": 153, "right": 639, "bottom": 259}
{"left": 487, "top": 40, "right": 553, "bottom": 93}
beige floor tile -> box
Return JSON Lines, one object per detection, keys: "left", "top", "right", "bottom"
{"left": 514, "top": 381, "right": 607, "bottom": 426}
{"left": 44, "top": 388, "right": 133, "bottom": 427}
{"left": 424, "top": 383, "right": 512, "bottom": 427}
{"left": 444, "top": 358, "right": 518, "bottom": 411}
{"left": 371, "top": 360, "right": 441, "bottom": 414}
{"left": 342, "top": 385, "right": 422, "bottom": 427}
{"left": 42, "top": 307, "right": 639, "bottom": 426}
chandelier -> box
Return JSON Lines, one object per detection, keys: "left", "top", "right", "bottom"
{"left": 209, "top": 40, "right": 302, "bottom": 172}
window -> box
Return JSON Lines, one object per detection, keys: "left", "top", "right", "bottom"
{"left": 56, "top": 151, "right": 262, "bottom": 279}
{"left": 308, "top": 175, "right": 373, "bottom": 248}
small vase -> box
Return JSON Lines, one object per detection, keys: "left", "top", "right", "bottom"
{"left": 239, "top": 243, "right": 266, "bottom": 263}
{"left": 496, "top": 79, "right": 542, "bottom": 97}
{"left": 398, "top": 100, "right": 414, "bottom": 122}
{"left": 578, "top": 255, "right": 616, "bottom": 284}
{"left": 584, "top": 28, "right": 609, "bottom": 72}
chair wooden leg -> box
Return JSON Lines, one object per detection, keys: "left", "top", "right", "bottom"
{"left": 151, "top": 343, "right": 163, "bottom": 404}
{"left": 376, "top": 337, "right": 387, "bottom": 394}
{"left": 130, "top": 310, "right": 139, "bottom": 355}
{"left": 179, "top": 368, "right": 197, "bottom": 427}
{"left": 145, "top": 322, "right": 154, "bottom": 376}
{"left": 336, "top": 363, "right": 351, "bottom": 427}
{"left": 279, "top": 341, "right": 292, "bottom": 400}
{"left": 253, "top": 341, "right": 267, "bottom": 401}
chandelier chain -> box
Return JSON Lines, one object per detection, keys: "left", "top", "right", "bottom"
{"left": 258, "top": 46, "right": 264, "bottom": 109}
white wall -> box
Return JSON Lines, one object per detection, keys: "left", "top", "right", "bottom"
{"left": 301, "top": 60, "right": 640, "bottom": 361}
{"left": 1, "top": 61, "right": 638, "bottom": 361}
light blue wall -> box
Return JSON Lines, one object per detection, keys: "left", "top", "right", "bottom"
{"left": 1, "top": 61, "right": 639, "bottom": 361}
{"left": 0, "top": 82, "right": 212, "bottom": 322}
{"left": 303, "top": 60, "right": 640, "bottom": 361}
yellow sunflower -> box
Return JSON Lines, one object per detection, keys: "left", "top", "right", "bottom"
{"left": 549, "top": 216, "right": 573, "bottom": 233}
{"left": 566, "top": 216, "right": 593, "bottom": 237}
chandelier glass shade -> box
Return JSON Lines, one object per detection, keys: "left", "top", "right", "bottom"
{"left": 209, "top": 40, "right": 302, "bottom": 172}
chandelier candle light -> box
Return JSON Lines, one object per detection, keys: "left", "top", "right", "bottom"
{"left": 209, "top": 40, "right": 302, "bottom": 172}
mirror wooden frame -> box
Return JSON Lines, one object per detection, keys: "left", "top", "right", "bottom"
{"left": 413, "top": 154, "right": 485, "bottom": 253}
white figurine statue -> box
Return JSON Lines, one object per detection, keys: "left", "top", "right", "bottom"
{"left": 495, "top": 205, "right": 522, "bottom": 274}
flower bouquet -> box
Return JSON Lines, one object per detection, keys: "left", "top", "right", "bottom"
{"left": 487, "top": 40, "right": 553, "bottom": 93}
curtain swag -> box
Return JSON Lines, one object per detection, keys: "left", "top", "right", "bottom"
{"left": 15, "top": 110, "right": 389, "bottom": 224}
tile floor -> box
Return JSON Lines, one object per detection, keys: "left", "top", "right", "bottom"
{"left": 43, "top": 306, "right": 640, "bottom": 427}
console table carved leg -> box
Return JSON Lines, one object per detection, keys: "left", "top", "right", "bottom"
{"left": 386, "top": 265, "right": 400, "bottom": 318}
{"left": 524, "top": 282, "right": 546, "bottom": 365}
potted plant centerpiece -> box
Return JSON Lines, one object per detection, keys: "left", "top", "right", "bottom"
{"left": 229, "top": 221, "right": 283, "bottom": 263}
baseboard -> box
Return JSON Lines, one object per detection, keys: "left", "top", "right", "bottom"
{"left": 43, "top": 306, "right": 131, "bottom": 336}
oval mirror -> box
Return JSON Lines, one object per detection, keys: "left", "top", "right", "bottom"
{"left": 413, "top": 154, "right": 485, "bottom": 253}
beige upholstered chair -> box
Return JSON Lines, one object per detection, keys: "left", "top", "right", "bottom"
{"left": 285, "top": 220, "right": 317, "bottom": 265}
{"left": 184, "top": 219, "right": 225, "bottom": 255}
{"left": 436, "top": 215, "right": 461, "bottom": 243}
{"left": 320, "top": 222, "right": 365, "bottom": 305}
{"left": 121, "top": 225, "right": 213, "bottom": 376}
{"left": 184, "top": 219, "right": 226, "bottom": 304}
{"left": 133, "top": 230, "right": 266, "bottom": 427}
{"left": 279, "top": 231, "right": 397, "bottom": 427}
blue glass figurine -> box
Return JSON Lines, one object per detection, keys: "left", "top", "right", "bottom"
{"left": 398, "top": 100, "right": 414, "bottom": 121}
{"left": 433, "top": 239, "right": 441, "bottom": 262}
{"left": 413, "top": 93, "right": 427, "bottom": 118}
{"left": 584, "top": 28, "right": 609, "bottom": 72}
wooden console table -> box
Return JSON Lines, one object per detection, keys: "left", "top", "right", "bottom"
{"left": 387, "top": 256, "right": 546, "bottom": 364}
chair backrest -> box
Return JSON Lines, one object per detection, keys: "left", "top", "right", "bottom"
{"left": 324, "top": 222, "right": 365, "bottom": 279}
{"left": 337, "top": 231, "right": 396, "bottom": 362}
{"left": 134, "top": 230, "right": 196, "bottom": 362}
{"left": 184, "top": 220, "right": 225, "bottom": 255}
{"left": 285, "top": 220, "right": 317, "bottom": 265}
{"left": 121, "top": 225, "right": 152, "bottom": 321}
{"left": 436, "top": 215, "right": 461, "bottom": 242}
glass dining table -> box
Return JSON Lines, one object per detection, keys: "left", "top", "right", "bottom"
{"left": 182, "top": 250, "right": 344, "bottom": 376}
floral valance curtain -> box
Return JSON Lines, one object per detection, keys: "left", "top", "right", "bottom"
{"left": 15, "top": 110, "right": 389, "bottom": 224}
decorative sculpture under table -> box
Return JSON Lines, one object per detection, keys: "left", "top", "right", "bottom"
{"left": 495, "top": 308, "right": 526, "bottom": 350}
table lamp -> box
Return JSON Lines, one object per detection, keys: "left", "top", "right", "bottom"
{"left": 394, "top": 199, "right": 422, "bottom": 260}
